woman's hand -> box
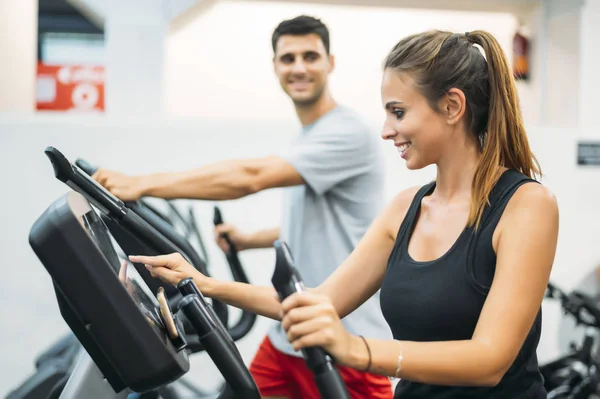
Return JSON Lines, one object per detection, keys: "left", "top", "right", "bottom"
{"left": 129, "top": 253, "right": 208, "bottom": 288}
{"left": 280, "top": 291, "right": 357, "bottom": 366}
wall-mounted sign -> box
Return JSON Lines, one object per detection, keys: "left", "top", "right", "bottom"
{"left": 36, "top": 63, "right": 104, "bottom": 112}
{"left": 577, "top": 141, "right": 600, "bottom": 166}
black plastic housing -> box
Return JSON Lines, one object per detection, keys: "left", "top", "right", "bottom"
{"left": 29, "top": 192, "right": 190, "bottom": 393}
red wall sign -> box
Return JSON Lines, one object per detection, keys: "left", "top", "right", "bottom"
{"left": 36, "top": 63, "right": 105, "bottom": 112}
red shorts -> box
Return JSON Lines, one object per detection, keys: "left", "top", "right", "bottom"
{"left": 249, "top": 336, "right": 393, "bottom": 399}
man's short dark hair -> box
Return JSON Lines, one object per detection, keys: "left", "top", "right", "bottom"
{"left": 271, "top": 15, "right": 330, "bottom": 54}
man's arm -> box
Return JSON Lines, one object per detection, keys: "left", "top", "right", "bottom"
{"left": 214, "top": 225, "right": 279, "bottom": 252}
{"left": 93, "top": 156, "right": 304, "bottom": 202}
{"left": 247, "top": 227, "right": 280, "bottom": 249}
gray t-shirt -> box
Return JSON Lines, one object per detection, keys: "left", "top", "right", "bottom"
{"left": 269, "top": 105, "right": 393, "bottom": 357}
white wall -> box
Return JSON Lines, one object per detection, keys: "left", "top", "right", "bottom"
{"left": 165, "top": 0, "right": 523, "bottom": 127}
{"left": 542, "top": 10, "right": 580, "bottom": 128}
{"left": 0, "top": 0, "right": 37, "bottom": 113}
{"left": 580, "top": 0, "right": 600, "bottom": 134}
{"left": 164, "top": 0, "right": 593, "bottom": 130}
{"left": 532, "top": 1, "right": 582, "bottom": 129}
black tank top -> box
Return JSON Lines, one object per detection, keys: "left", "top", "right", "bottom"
{"left": 380, "top": 169, "right": 546, "bottom": 398}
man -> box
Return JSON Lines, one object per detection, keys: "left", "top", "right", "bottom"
{"left": 94, "top": 15, "right": 392, "bottom": 398}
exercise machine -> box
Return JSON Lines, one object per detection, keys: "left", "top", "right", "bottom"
{"left": 27, "top": 189, "right": 260, "bottom": 398}
{"left": 48, "top": 147, "right": 255, "bottom": 397}
{"left": 7, "top": 149, "right": 256, "bottom": 399}
{"left": 542, "top": 282, "right": 600, "bottom": 398}
{"left": 10, "top": 146, "right": 351, "bottom": 399}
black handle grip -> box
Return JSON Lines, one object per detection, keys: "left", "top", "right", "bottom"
{"left": 45, "top": 147, "right": 126, "bottom": 219}
{"left": 213, "top": 206, "right": 238, "bottom": 254}
{"left": 178, "top": 294, "right": 216, "bottom": 334}
{"left": 177, "top": 278, "right": 247, "bottom": 370}
{"left": 212, "top": 207, "right": 257, "bottom": 341}
{"left": 272, "top": 240, "right": 305, "bottom": 300}
{"left": 74, "top": 158, "right": 175, "bottom": 230}
{"left": 74, "top": 158, "right": 98, "bottom": 176}
{"left": 313, "top": 365, "right": 353, "bottom": 399}
{"left": 177, "top": 278, "right": 232, "bottom": 342}
{"left": 213, "top": 206, "right": 224, "bottom": 226}
{"left": 179, "top": 295, "right": 260, "bottom": 399}
{"left": 271, "top": 240, "right": 350, "bottom": 399}
{"left": 75, "top": 157, "right": 176, "bottom": 229}
{"left": 213, "top": 206, "right": 251, "bottom": 282}
{"left": 177, "top": 277, "right": 206, "bottom": 300}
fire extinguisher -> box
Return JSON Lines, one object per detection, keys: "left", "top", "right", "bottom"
{"left": 513, "top": 30, "right": 529, "bottom": 81}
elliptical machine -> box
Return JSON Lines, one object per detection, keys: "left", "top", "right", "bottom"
{"left": 542, "top": 282, "right": 600, "bottom": 398}
{"left": 9, "top": 146, "right": 352, "bottom": 399}
{"left": 7, "top": 149, "right": 256, "bottom": 399}
{"left": 27, "top": 189, "right": 261, "bottom": 399}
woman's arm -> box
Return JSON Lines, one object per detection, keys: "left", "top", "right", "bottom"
{"left": 131, "top": 186, "right": 420, "bottom": 322}
{"left": 129, "top": 253, "right": 283, "bottom": 320}
{"left": 282, "top": 183, "right": 559, "bottom": 387}
{"left": 202, "top": 278, "right": 282, "bottom": 320}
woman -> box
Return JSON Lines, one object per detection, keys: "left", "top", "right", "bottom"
{"left": 131, "top": 29, "right": 559, "bottom": 398}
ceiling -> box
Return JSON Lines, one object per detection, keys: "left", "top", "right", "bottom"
{"left": 36, "top": 0, "right": 540, "bottom": 35}
{"left": 39, "top": 0, "right": 541, "bottom": 17}
{"left": 243, "top": 0, "right": 541, "bottom": 16}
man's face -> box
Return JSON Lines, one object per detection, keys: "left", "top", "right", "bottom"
{"left": 273, "top": 33, "right": 334, "bottom": 107}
